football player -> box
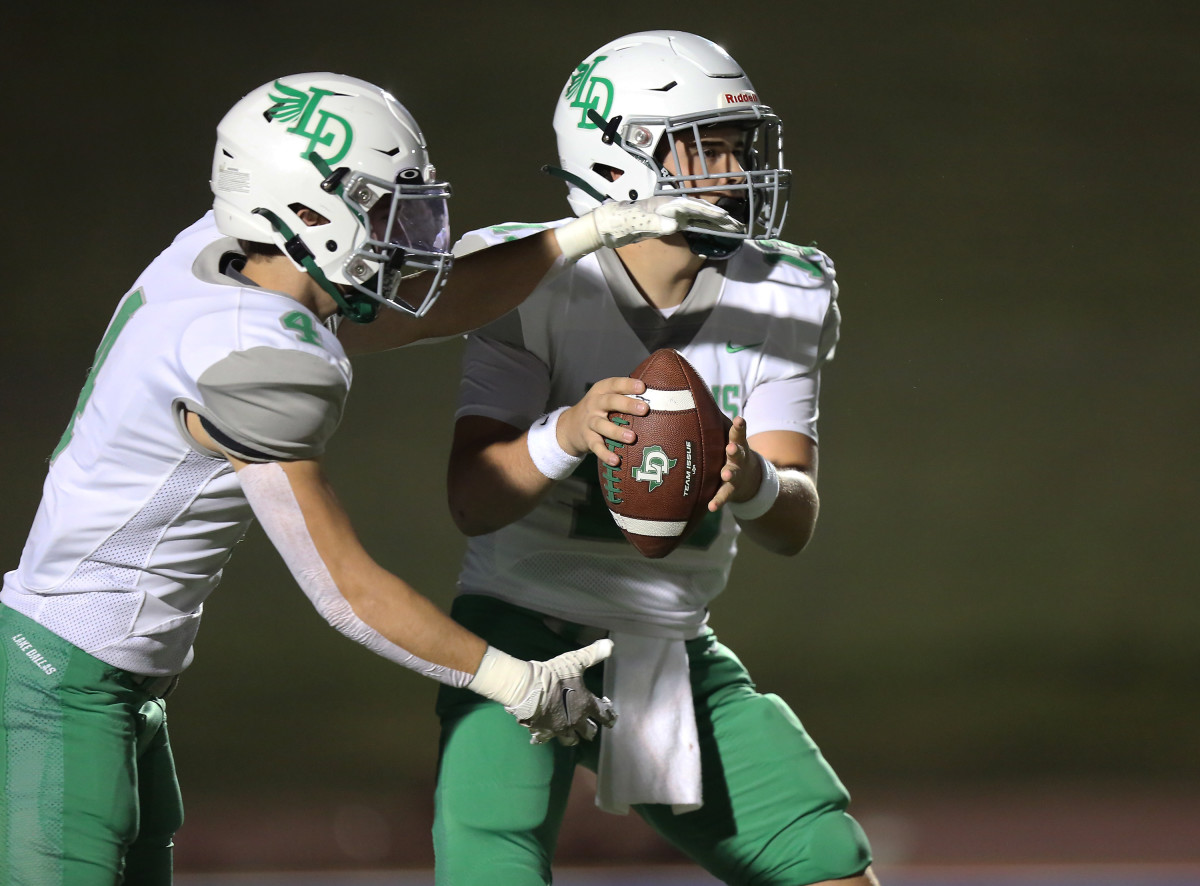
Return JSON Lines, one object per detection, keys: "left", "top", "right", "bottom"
{"left": 0, "top": 71, "right": 735, "bottom": 884}
{"left": 427, "top": 32, "right": 880, "bottom": 886}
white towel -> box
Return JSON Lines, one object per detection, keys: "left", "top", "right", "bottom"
{"left": 596, "top": 630, "right": 702, "bottom": 815}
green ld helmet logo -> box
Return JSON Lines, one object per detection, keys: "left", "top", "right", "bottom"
{"left": 633, "top": 445, "right": 677, "bottom": 492}
{"left": 266, "top": 81, "right": 354, "bottom": 164}
{"left": 565, "top": 56, "right": 613, "bottom": 129}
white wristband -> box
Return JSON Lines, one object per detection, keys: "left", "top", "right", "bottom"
{"left": 728, "top": 453, "right": 781, "bottom": 521}
{"left": 467, "top": 646, "right": 532, "bottom": 708}
{"left": 552, "top": 214, "right": 603, "bottom": 262}
{"left": 527, "top": 406, "right": 583, "bottom": 480}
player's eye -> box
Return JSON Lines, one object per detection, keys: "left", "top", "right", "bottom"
{"left": 368, "top": 195, "right": 394, "bottom": 242}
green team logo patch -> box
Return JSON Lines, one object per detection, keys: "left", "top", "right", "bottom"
{"left": 565, "top": 56, "right": 613, "bottom": 129}
{"left": 632, "top": 445, "right": 677, "bottom": 492}
{"left": 266, "top": 81, "right": 354, "bottom": 164}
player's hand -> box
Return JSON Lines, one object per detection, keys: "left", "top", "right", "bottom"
{"left": 554, "top": 195, "right": 742, "bottom": 261}
{"left": 592, "top": 195, "right": 744, "bottom": 246}
{"left": 509, "top": 640, "right": 618, "bottom": 746}
{"left": 558, "top": 377, "right": 648, "bottom": 466}
{"left": 708, "top": 416, "right": 763, "bottom": 512}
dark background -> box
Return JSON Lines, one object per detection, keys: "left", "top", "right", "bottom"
{"left": 3, "top": 0, "right": 1197, "bottom": 871}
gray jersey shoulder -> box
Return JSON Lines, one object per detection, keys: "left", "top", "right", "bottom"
{"left": 164, "top": 225, "right": 352, "bottom": 462}
{"left": 180, "top": 346, "right": 349, "bottom": 461}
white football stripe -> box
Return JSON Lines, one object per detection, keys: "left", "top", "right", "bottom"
{"left": 610, "top": 513, "right": 687, "bottom": 537}
{"left": 641, "top": 388, "right": 695, "bottom": 412}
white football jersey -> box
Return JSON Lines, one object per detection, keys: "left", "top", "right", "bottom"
{"left": 453, "top": 221, "right": 839, "bottom": 637}
{"left": 2, "top": 212, "right": 351, "bottom": 675}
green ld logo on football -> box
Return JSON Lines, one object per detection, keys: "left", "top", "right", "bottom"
{"left": 566, "top": 56, "right": 613, "bottom": 129}
{"left": 266, "top": 81, "right": 354, "bottom": 164}
{"left": 633, "top": 445, "right": 677, "bottom": 492}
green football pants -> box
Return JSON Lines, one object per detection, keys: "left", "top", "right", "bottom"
{"left": 434, "top": 595, "right": 871, "bottom": 886}
{"left": 0, "top": 605, "right": 184, "bottom": 885}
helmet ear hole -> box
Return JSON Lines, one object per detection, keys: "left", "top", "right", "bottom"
{"left": 591, "top": 163, "right": 623, "bottom": 183}
{"left": 287, "top": 203, "right": 329, "bottom": 226}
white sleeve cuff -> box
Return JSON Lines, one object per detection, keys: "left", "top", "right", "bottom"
{"left": 467, "top": 645, "right": 532, "bottom": 707}
{"left": 553, "top": 214, "right": 603, "bottom": 262}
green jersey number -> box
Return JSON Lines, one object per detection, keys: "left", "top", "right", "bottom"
{"left": 711, "top": 384, "right": 740, "bottom": 418}
{"left": 281, "top": 310, "right": 323, "bottom": 345}
{"left": 51, "top": 289, "right": 146, "bottom": 462}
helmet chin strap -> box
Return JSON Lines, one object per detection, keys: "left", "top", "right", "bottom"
{"left": 541, "top": 165, "right": 609, "bottom": 204}
{"left": 251, "top": 207, "right": 380, "bottom": 324}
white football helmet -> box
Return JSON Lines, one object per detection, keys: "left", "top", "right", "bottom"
{"left": 551, "top": 31, "right": 790, "bottom": 257}
{"left": 211, "top": 73, "right": 452, "bottom": 321}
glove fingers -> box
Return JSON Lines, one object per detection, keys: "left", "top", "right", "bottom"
{"left": 663, "top": 196, "right": 743, "bottom": 233}
{"left": 590, "top": 695, "right": 617, "bottom": 728}
{"left": 574, "top": 718, "right": 599, "bottom": 743}
{"left": 685, "top": 208, "right": 743, "bottom": 233}
{"left": 551, "top": 637, "right": 614, "bottom": 675}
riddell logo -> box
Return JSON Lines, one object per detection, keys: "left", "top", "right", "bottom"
{"left": 721, "top": 91, "right": 759, "bottom": 105}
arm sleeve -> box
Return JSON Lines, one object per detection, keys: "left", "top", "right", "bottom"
{"left": 177, "top": 347, "right": 349, "bottom": 462}
{"left": 451, "top": 222, "right": 559, "bottom": 258}
{"left": 237, "top": 462, "right": 474, "bottom": 687}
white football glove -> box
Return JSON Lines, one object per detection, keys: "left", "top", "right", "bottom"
{"left": 554, "top": 195, "right": 744, "bottom": 262}
{"left": 467, "top": 639, "right": 617, "bottom": 745}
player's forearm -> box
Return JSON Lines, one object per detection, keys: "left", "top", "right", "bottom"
{"left": 339, "top": 232, "right": 562, "bottom": 355}
{"left": 430, "top": 232, "right": 563, "bottom": 337}
{"left": 340, "top": 196, "right": 739, "bottom": 355}
{"left": 239, "top": 459, "right": 486, "bottom": 681}
{"left": 335, "top": 561, "right": 487, "bottom": 672}
{"left": 734, "top": 468, "right": 820, "bottom": 556}
{"left": 448, "top": 435, "right": 557, "bottom": 536}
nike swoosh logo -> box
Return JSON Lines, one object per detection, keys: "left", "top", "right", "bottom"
{"left": 726, "top": 341, "right": 763, "bottom": 353}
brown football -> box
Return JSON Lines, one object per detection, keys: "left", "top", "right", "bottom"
{"left": 600, "top": 349, "right": 731, "bottom": 558}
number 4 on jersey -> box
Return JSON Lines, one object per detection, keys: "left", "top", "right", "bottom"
{"left": 51, "top": 290, "right": 146, "bottom": 462}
